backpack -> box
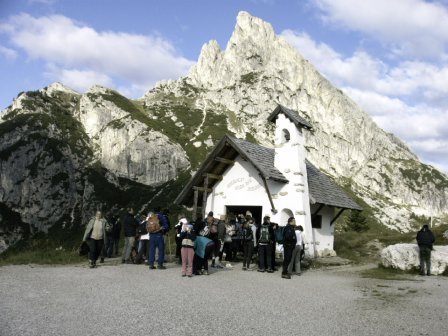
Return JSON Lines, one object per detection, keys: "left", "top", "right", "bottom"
{"left": 243, "top": 227, "right": 253, "bottom": 241}
{"left": 163, "top": 213, "right": 171, "bottom": 232}
{"left": 275, "top": 226, "right": 285, "bottom": 244}
{"left": 146, "top": 214, "right": 161, "bottom": 233}
{"left": 283, "top": 225, "right": 297, "bottom": 245}
{"left": 259, "top": 224, "right": 270, "bottom": 244}
{"left": 137, "top": 222, "right": 148, "bottom": 235}
{"left": 105, "top": 220, "right": 113, "bottom": 234}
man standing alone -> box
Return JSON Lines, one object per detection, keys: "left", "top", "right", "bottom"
{"left": 416, "top": 224, "right": 435, "bottom": 276}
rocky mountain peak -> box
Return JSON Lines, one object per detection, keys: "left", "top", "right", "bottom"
{"left": 40, "top": 82, "right": 80, "bottom": 97}
{"left": 187, "top": 11, "right": 305, "bottom": 92}
{"left": 87, "top": 84, "right": 113, "bottom": 95}
{"left": 229, "top": 11, "right": 277, "bottom": 50}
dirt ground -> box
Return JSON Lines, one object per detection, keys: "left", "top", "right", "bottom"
{"left": 1, "top": 260, "right": 447, "bottom": 336}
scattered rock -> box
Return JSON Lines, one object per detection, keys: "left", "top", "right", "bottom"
{"left": 381, "top": 243, "right": 448, "bottom": 275}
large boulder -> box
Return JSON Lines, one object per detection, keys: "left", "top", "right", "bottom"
{"left": 381, "top": 243, "right": 448, "bottom": 275}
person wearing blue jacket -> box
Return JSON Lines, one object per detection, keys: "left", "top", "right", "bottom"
{"left": 194, "top": 235, "right": 215, "bottom": 275}
{"left": 148, "top": 207, "right": 169, "bottom": 270}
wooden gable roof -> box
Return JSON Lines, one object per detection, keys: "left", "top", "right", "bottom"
{"left": 175, "top": 135, "right": 362, "bottom": 211}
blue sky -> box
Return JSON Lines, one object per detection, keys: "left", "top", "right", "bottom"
{"left": 1, "top": 0, "right": 447, "bottom": 173}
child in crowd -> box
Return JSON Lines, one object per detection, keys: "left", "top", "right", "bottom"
{"left": 180, "top": 223, "right": 196, "bottom": 277}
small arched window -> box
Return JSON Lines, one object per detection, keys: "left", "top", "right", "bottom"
{"left": 281, "top": 129, "right": 290, "bottom": 143}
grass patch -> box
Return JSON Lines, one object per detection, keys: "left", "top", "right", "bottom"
{"left": 360, "top": 265, "right": 420, "bottom": 281}
{"left": 240, "top": 72, "right": 259, "bottom": 85}
{"left": 0, "top": 221, "right": 86, "bottom": 266}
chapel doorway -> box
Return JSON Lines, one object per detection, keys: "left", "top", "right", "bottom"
{"left": 225, "top": 206, "right": 263, "bottom": 224}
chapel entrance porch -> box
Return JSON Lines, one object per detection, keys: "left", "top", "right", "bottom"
{"left": 225, "top": 205, "right": 262, "bottom": 224}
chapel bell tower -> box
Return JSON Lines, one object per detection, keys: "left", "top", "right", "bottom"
{"left": 267, "top": 105, "right": 313, "bottom": 229}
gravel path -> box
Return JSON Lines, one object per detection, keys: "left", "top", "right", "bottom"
{"left": 1, "top": 260, "right": 447, "bottom": 336}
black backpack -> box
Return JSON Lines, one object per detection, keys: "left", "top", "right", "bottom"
{"left": 137, "top": 222, "right": 148, "bottom": 235}
{"left": 243, "top": 227, "right": 253, "bottom": 241}
{"left": 283, "top": 225, "right": 297, "bottom": 245}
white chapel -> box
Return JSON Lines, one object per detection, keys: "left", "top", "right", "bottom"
{"left": 175, "top": 105, "right": 362, "bottom": 257}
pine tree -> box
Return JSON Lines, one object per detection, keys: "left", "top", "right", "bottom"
{"left": 345, "top": 210, "right": 368, "bottom": 232}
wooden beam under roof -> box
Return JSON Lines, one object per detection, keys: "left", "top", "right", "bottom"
{"left": 192, "top": 188, "right": 199, "bottom": 221}
{"left": 193, "top": 186, "right": 213, "bottom": 193}
{"left": 203, "top": 173, "right": 223, "bottom": 180}
{"left": 201, "top": 175, "right": 209, "bottom": 219}
{"left": 215, "top": 157, "right": 235, "bottom": 165}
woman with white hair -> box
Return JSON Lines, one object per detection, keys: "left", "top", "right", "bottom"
{"left": 83, "top": 210, "right": 108, "bottom": 268}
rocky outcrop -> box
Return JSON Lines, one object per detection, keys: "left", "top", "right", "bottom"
{"left": 76, "top": 86, "right": 190, "bottom": 185}
{"left": 381, "top": 243, "right": 448, "bottom": 275}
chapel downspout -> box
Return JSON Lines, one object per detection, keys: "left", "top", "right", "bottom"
{"left": 261, "top": 175, "right": 277, "bottom": 214}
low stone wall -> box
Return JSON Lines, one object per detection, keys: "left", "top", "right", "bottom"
{"left": 381, "top": 243, "right": 448, "bottom": 275}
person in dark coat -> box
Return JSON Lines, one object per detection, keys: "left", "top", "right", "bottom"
{"left": 281, "top": 217, "right": 297, "bottom": 279}
{"left": 416, "top": 224, "right": 435, "bottom": 276}
{"left": 121, "top": 208, "right": 139, "bottom": 264}
{"left": 175, "top": 215, "right": 188, "bottom": 264}
{"left": 112, "top": 215, "right": 122, "bottom": 256}
{"left": 257, "top": 215, "right": 275, "bottom": 273}
{"left": 104, "top": 214, "right": 117, "bottom": 258}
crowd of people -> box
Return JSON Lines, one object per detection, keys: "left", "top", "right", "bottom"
{"left": 82, "top": 208, "right": 306, "bottom": 279}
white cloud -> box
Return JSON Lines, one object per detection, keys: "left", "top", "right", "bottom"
{"left": 44, "top": 65, "right": 113, "bottom": 92}
{"left": 282, "top": 29, "right": 448, "bottom": 101}
{"left": 281, "top": 28, "right": 448, "bottom": 173}
{"left": 312, "top": 0, "right": 448, "bottom": 59}
{"left": 1, "top": 13, "right": 195, "bottom": 96}
{"left": 0, "top": 44, "right": 17, "bottom": 60}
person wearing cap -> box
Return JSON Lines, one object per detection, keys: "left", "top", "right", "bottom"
{"left": 416, "top": 224, "right": 435, "bottom": 276}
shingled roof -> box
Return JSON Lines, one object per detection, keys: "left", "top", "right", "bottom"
{"left": 305, "top": 160, "right": 362, "bottom": 210}
{"left": 175, "top": 135, "right": 361, "bottom": 211}
{"left": 267, "top": 105, "right": 312, "bottom": 130}
{"left": 229, "top": 136, "right": 287, "bottom": 182}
